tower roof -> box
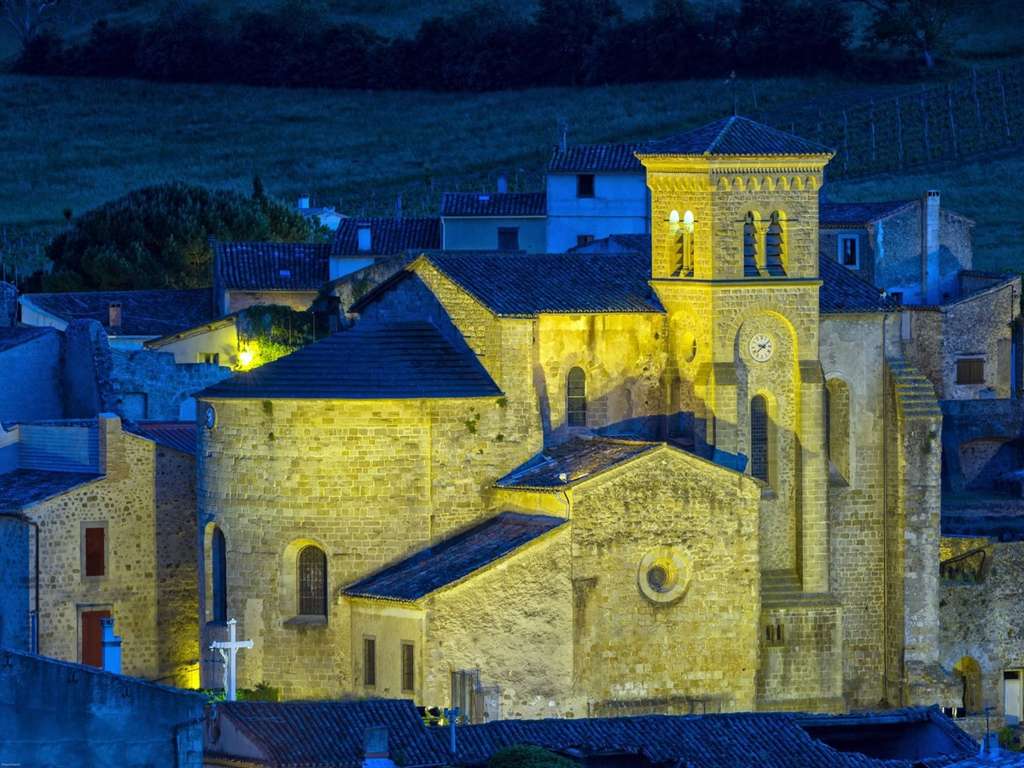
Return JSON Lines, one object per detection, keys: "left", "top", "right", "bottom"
{"left": 637, "top": 116, "right": 834, "bottom": 158}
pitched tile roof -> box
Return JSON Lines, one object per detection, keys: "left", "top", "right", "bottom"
{"left": 344, "top": 512, "right": 566, "bottom": 602}
{"left": 819, "top": 255, "right": 898, "bottom": 314}
{"left": 819, "top": 200, "right": 915, "bottom": 226}
{"left": 332, "top": 218, "right": 440, "bottom": 257}
{"left": 569, "top": 233, "right": 650, "bottom": 254}
{"left": 199, "top": 322, "right": 501, "bottom": 400}
{"left": 414, "top": 251, "right": 664, "bottom": 317}
{"left": 216, "top": 700, "right": 449, "bottom": 768}
{"left": 0, "top": 325, "right": 56, "bottom": 353}
{"left": 448, "top": 706, "right": 976, "bottom": 768}
{"left": 125, "top": 421, "right": 197, "bottom": 455}
{"left": 638, "top": 116, "right": 834, "bottom": 157}
{"left": 496, "top": 437, "right": 659, "bottom": 489}
{"left": 549, "top": 142, "right": 645, "bottom": 172}
{"left": 0, "top": 469, "right": 102, "bottom": 511}
{"left": 214, "top": 241, "right": 331, "bottom": 292}
{"left": 441, "top": 192, "right": 546, "bottom": 217}
{"left": 21, "top": 289, "right": 216, "bottom": 337}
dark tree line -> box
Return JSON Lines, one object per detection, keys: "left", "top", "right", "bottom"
{"left": 14, "top": 0, "right": 857, "bottom": 91}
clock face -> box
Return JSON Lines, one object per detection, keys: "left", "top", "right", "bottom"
{"left": 204, "top": 404, "right": 216, "bottom": 430}
{"left": 748, "top": 333, "right": 774, "bottom": 363}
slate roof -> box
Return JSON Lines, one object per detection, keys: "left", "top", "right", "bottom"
{"left": 332, "top": 218, "right": 440, "bottom": 257}
{"left": 638, "top": 116, "right": 834, "bottom": 157}
{"left": 449, "top": 706, "right": 976, "bottom": 768}
{"left": 214, "top": 241, "right": 331, "bottom": 292}
{"left": 819, "top": 255, "right": 898, "bottom": 314}
{"left": 496, "top": 437, "right": 660, "bottom": 489}
{"left": 441, "top": 192, "right": 546, "bottom": 217}
{"left": 408, "top": 251, "right": 664, "bottom": 317}
{"left": 215, "top": 700, "right": 449, "bottom": 768}
{"left": 0, "top": 325, "right": 56, "bottom": 353}
{"left": 570, "top": 233, "right": 651, "bottom": 254}
{"left": 0, "top": 469, "right": 102, "bottom": 511}
{"left": 125, "top": 421, "right": 197, "bottom": 455}
{"left": 549, "top": 142, "right": 645, "bottom": 172}
{"left": 198, "top": 322, "right": 501, "bottom": 400}
{"left": 344, "top": 512, "right": 566, "bottom": 602}
{"left": 22, "top": 289, "right": 216, "bottom": 337}
{"left": 819, "top": 200, "right": 915, "bottom": 226}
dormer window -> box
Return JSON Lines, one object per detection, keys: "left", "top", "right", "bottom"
{"left": 357, "top": 225, "right": 372, "bottom": 253}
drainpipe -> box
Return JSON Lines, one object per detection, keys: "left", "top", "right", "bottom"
{"left": 881, "top": 315, "right": 890, "bottom": 704}
{"left": 0, "top": 512, "right": 40, "bottom": 654}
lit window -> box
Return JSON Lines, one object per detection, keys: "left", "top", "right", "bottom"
{"left": 401, "top": 641, "right": 415, "bottom": 693}
{"left": 576, "top": 174, "right": 595, "bottom": 198}
{"left": 567, "top": 367, "right": 586, "bottom": 427}
{"left": 839, "top": 235, "right": 859, "bottom": 267}
{"left": 199, "top": 352, "right": 220, "bottom": 365}
{"left": 750, "top": 395, "right": 769, "bottom": 482}
{"left": 957, "top": 358, "right": 985, "bottom": 385}
{"left": 497, "top": 227, "right": 519, "bottom": 251}
{"left": 298, "top": 546, "right": 327, "bottom": 617}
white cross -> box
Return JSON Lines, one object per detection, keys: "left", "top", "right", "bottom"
{"left": 210, "top": 618, "right": 253, "bottom": 701}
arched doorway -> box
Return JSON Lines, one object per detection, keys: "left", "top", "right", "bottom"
{"left": 954, "top": 656, "right": 983, "bottom": 714}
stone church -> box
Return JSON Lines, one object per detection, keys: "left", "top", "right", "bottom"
{"left": 196, "top": 117, "right": 954, "bottom": 718}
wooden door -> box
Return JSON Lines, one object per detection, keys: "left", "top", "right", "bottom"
{"left": 81, "top": 609, "right": 110, "bottom": 667}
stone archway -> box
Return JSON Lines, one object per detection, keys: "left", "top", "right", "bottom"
{"left": 954, "top": 656, "right": 983, "bottom": 714}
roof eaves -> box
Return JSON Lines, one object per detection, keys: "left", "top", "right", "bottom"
{"left": 144, "top": 315, "right": 237, "bottom": 349}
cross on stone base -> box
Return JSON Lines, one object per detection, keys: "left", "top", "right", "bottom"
{"left": 210, "top": 618, "right": 253, "bottom": 701}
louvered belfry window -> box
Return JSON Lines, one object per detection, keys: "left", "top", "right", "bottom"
{"left": 298, "top": 546, "right": 327, "bottom": 617}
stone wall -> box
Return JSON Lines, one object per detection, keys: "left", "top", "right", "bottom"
{"left": 757, "top": 604, "right": 844, "bottom": 711}
{"left": 225, "top": 289, "right": 319, "bottom": 314}
{"left": 27, "top": 418, "right": 161, "bottom": 678}
{"left": 0, "top": 648, "right": 204, "bottom": 768}
{"left": 568, "top": 448, "right": 762, "bottom": 714}
{"left": 154, "top": 445, "right": 199, "bottom": 687}
{"left": 941, "top": 540, "right": 1024, "bottom": 719}
{"left": 111, "top": 347, "right": 230, "bottom": 421}
{"left": 0, "top": 327, "right": 63, "bottom": 423}
{"left": 941, "top": 398, "right": 1024, "bottom": 493}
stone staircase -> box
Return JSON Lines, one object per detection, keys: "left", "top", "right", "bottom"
{"left": 761, "top": 570, "right": 838, "bottom": 609}
{"left": 886, "top": 358, "right": 942, "bottom": 420}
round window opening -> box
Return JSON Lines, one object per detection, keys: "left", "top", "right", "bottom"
{"left": 638, "top": 548, "right": 689, "bottom": 604}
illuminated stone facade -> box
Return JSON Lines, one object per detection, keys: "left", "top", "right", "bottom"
{"left": 197, "top": 119, "right": 956, "bottom": 716}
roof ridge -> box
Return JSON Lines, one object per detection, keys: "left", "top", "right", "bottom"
{"left": 706, "top": 115, "right": 737, "bottom": 154}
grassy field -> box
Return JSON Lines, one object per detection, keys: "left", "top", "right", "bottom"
{"left": 0, "top": 71, "right": 873, "bottom": 273}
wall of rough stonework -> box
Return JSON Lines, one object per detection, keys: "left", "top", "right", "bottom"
{"left": 0, "top": 328, "right": 63, "bottom": 423}
{"left": 27, "top": 419, "right": 160, "bottom": 678}
{"left": 0, "top": 648, "right": 204, "bottom": 768}
{"left": 820, "top": 314, "right": 890, "bottom": 708}
{"left": 757, "top": 604, "right": 844, "bottom": 711}
{"left": 901, "top": 310, "right": 944, "bottom": 397}
{"left": 154, "top": 445, "right": 199, "bottom": 687}
{"left": 0, "top": 517, "right": 31, "bottom": 651}
{"left": 225, "top": 290, "right": 318, "bottom": 314}
{"left": 940, "top": 540, "right": 1024, "bottom": 719}
{"left": 941, "top": 399, "right": 1024, "bottom": 494}
{"left": 110, "top": 348, "right": 229, "bottom": 421}
{"left": 569, "top": 448, "right": 762, "bottom": 713}
{"left": 422, "top": 527, "right": 574, "bottom": 720}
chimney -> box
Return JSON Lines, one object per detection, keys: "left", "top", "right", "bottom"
{"left": 357, "top": 224, "right": 372, "bottom": 253}
{"left": 298, "top": 195, "right": 311, "bottom": 210}
{"left": 101, "top": 617, "right": 122, "bottom": 675}
{"left": 923, "top": 190, "right": 941, "bottom": 304}
{"left": 108, "top": 302, "right": 122, "bottom": 330}
{"left": 496, "top": 174, "right": 508, "bottom": 194}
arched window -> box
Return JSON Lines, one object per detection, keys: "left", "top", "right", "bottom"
{"left": 750, "top": 395, "right": 769, "bottom": 482}
{"left": 298, "top": 546, "right": 327, "bottom": 617}
{"left": 765, "top": 212, "right": 786, "bottom": 276}
{"left": 826, "top": 378, "right": 851, "bottom": 480}
{"left": 567, "top": 367, "right": 586, "bottom": 427}
{"left": 212, "top": 528, "right": 227, "bottom": 623}
{"left": 743, "top": 212, "right": 760, "bottom": 276}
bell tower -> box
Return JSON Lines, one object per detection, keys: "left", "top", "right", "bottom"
{"left": 638, "top": 116, "right": 834, "bottom": 593}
